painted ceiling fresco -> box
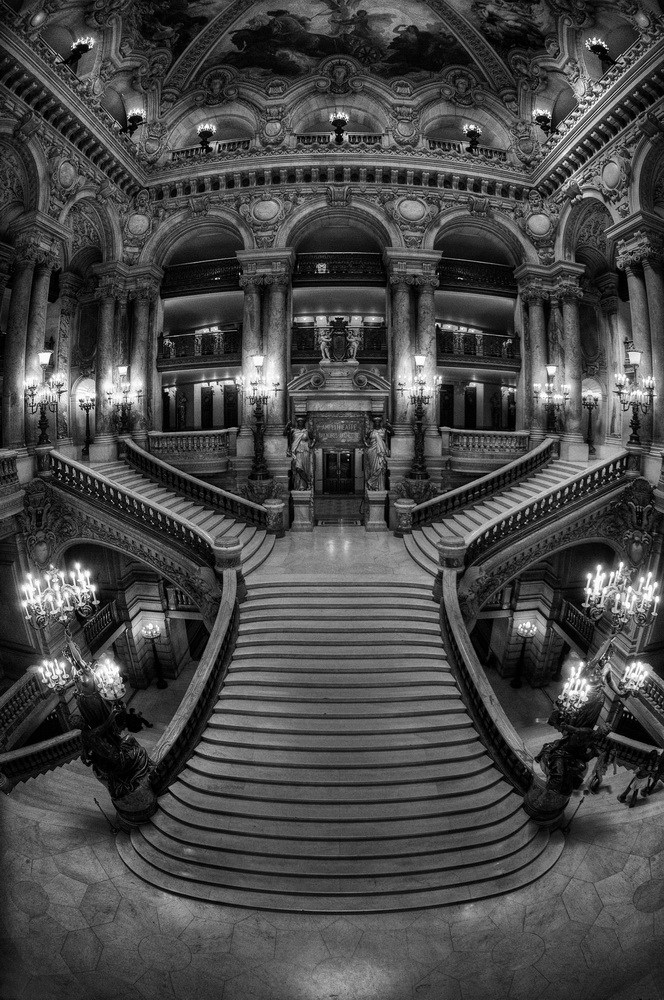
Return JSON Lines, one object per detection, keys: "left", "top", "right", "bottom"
{"left": 125, "top": 0, "right": 610, "bottom": 79}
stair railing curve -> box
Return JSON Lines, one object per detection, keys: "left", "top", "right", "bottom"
{"left": 411, "top": 438, "right": 560, "bottom": 527}
{"left": 123, "top": 439, "right": 268, "bottom": 528}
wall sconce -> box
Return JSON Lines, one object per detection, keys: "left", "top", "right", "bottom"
{"left": 613, "top": 349, "right": 655, "bottom": 446}
{"left": 329, "top": 109, "right": 349, "bottom": 145}
{"left": 462, "top": 123, "right": 482, "bottom": 153}
{"left": 197, "top": 122, "right": 216, "bottom": 152}
{"left": 533, "top": 364, "right": 570, "bottom": 433}
{"left": 532, "top": 108, "right": 552, "bottom": 136}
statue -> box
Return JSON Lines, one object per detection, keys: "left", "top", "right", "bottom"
{"left": 285, "top": 416, "right": 315, "bottom": 489}
{"left": 318, "top": 327, "right": 332, "bottom": 360}
{"left": 364, "top": 415, "right": 392, "bottom": 491}
{"left": 346, "top": 327, "right": 361, "bottom": 361}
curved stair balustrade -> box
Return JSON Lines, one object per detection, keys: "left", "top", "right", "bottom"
{"left": 151, "top": 570, "right": 239, "bottom": 795}
{"left": 463, "top": 452, "right": 630, "bottom": 568}
{"left": 49, "top": 450, "right": 217, "bottom": 567}
{"left": 147, "top": 429, "right": 236, "bottom": 468}
{"left": 124, "top": 439, "right": 269, "bottom": 529}
{"left": 412, "top": 438, "right": 560, "bottom": 527}
{"left": 440, "top": 570, "right": 534, "bottom": 795}
{"left": 0, "top": 730, "right": 83, "bottom": 793}
{"left": 0, "top": 670, "right": 55, "bottom": 752}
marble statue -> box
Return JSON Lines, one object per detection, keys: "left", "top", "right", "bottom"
{"left": 364, "top": 415, "right": 391, "bottom": 491}
{"left": 285, "top": 416, "right": 315, "bottom": 489}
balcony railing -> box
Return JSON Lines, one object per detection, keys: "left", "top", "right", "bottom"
{"left": 293, "top": 253, "right": 385, "bottom": 283}
{"left": 0, "top": 671, "right": 50, "bottom": 752}
{"left": 148, "top": 430, "right": 235, "bottom": 464}
{"left": 437, "top": 260, "right": 517, "bottom": 295}
{"left": 291, "top": 322, "right": 387, "bottom": 359}
{"left": 0, "top": 450, "right": 20, "bottom": 495}
{"left": 437, "top": 329, "right": 519, "bottom": 365}
{"left": 158, "top": 327, "right": 241, "bottom": 367}
{"left": 83, "top": 600, "right": 121, "bottom": 651}
{"left": 559, "top": 598, "right": 595, "bottom": 645}
{"left": 161, "top": 259, "right": 241, "bottom": 296}
{"left": 428, "top": 138, "right": 508, "bottom": 162}
{"left": 171, "top": 138, "right": 252, "bottom": 161}
{"left": 295, "top": 132, "right": 384, "bottom": 147}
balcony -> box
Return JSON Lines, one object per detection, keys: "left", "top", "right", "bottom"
{"left": 437, "top": 260, "right": 517, "bottom": 296}
{"left": 157, "top": 327, "right": 241, "bottom": 371}
{"left": 437, "top": 326, "right": 520, "bottom": 371}
{"left": 291, "top": 321, "right": 387, "bottom": 364}
{"left": 161, "top": 258, "right": 241, "bottom": 297}
{"left": 293, "top": 253, "right": 386, "bottom": 286}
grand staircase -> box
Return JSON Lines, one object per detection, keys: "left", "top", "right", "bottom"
{"left": 405, "top": 457, "right": 586, "bottom": 577}
{"left": 118, "top": 580, "right": 563, "bottom": 911}
{"left": 93, "top": 460, "right": 275, "bottom": 576}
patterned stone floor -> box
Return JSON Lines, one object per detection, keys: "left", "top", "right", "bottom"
{"left": 1, "top": 529, "right": 663, "bottom": 1000}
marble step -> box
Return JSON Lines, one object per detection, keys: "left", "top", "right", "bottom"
{"left": 122, "top": 823, "right": 554, "bottom": 902}
{"left": 216, "top": 683, "right": 457, "bottom": 704}
{"left": 208, "top": 711, "right": 474, "bottom": 735}
{"left": 194, "top": 737, "right": 485, "bottom": 767}
{"left": 223, "top": 669, "right": 454, "bottom": 687}
{"left": 118, "top": 827, "right": 564, "bottom": 911}
{"left": 203, "top": 727, "right": 480, "bottom": 751}
{"left": 239, "top": 605, "right": 439, "bottom": 622}
{"left": 237, "top": 616, "right": 441, "bottom": 634}
{"left": 138, "top": 815, "right": 538, "bottom": 878}
{"left": 150, "top": 801, "right": 526, "bottom": 857}
{"left": 231, "top": 644, "right": 445, "bottom": 660}
{"left": 213, "top": 696, "right": 466, "bottom": 718}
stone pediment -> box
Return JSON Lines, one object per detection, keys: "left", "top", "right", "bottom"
{"left": 288, "top": 363, "right": 391, "bottom": 394}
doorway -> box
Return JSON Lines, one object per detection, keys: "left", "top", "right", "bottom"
{"left": 322, "top": 449, "right": 354, "bottom": 494}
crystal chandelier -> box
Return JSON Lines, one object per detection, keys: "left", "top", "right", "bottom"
{"left": 557, "top": 665, "right": 590, "bottom": 724}
{"left": 582, "top": 562, "right": 659, "bottom": 633}
{"left": 23, "top": 563, "right": 99, "bottom": 631}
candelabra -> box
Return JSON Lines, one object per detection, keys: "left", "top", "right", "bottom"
{"left": 141, "top": 622, "right": 167, "bottom": 689}
{"left": 614, "top": 660, "right": 650, "bottom": 698}
{"left": 106, "top": 366, "right": 142, "bottom": 434}
{"left": 78, "top": 394, "right": 95, "bottom": 456}
{"left": 24, "top": 351, "right": 66, "bottom": 446}
{"left": 398, "top": 355, "right": 441, "bottom": 481}
{"left": 582, "top": 562, "right": 659, "bottom": 634}
{"left": 197, "top": 121, "right": 216, "bottom": 152}
{"left": 556, "top": 664, "right": 590, "bottom": 725}
{"left": 329, "top": 109, "right": 349, "bottom": 145}
{"left": 613, "top": 350, "right": 655, "bottom": 446}
{"left": 582, "top": 390, "right": 600, "bottom": 455}
{"left": 533, "top": 364, "right": 570, "bottom": 433}
{"left": 585, "top": 36, "right": 614, "bottom": 64}
{"left": 63, "top": 35, "right": 95, "bottom": 66}
{"left": 511, "top": 620, "right": 538, "bottom": 689}
{"left": 23, "top": 562, "right": 125, "bottom": 720}
{"left": 463, "top": 123, "right": 482, "bottom": 153}
{"left": 532, "top": 108, "right": 552, "bottom": 136}
{"left": 125, "top": 107, "right": 145, "bottom": 135}
{"left": 237, "top": 355, "right": 280, "bottom": 481}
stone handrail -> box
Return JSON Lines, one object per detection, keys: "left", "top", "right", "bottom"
{"left": 639, "top": 673, "right": 664, "bottom": 726}
{"left": 171, "top": 138, "right": 252, "bottom": 160}
{"left": 150, "top": 570, "right": 238, "bottom": 794}
{"left": 412, "top": 437, "right": 559, "bottom": 526}
{"left": 441, "top": 429, "right": 530, "bottom": 459}
{"left": 147, "top": 429, "right": 236, "bottom": 461}
{"left": 123, "top": 439, "right": 269, "bottom": 529}
{"left": 560, "top": 599, "right": 595, "bottom": 645}
{"left": 440, "top": 570, "right": 533, "bottom": 793}
{"left": 83, "top": 600, "right": 121, "bottom": 649}
{"left": 0, "top": 729, "right": 83, "bottom": 793}
{"left": 464, "top": 452, "right": 629, "bottom": 566}
{"left": 0, "top": 449, "right": 20, "bottom": 495}
{"left": 0, "top": 670, "right": 50, "bottom": 751}
{"left": 49, "top": 450, "right": 216, "bottom": 566}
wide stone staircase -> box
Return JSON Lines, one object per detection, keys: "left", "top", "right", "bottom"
{"left": 405, "top": 457, "right": 587, "bottom": 577}
{"left": 117, "top": 580, "right": 563, "bottom": 911}
{"left": 93, "top": 460, "right": 275, "bottom": 576}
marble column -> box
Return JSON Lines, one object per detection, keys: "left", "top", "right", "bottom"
{"left": 129, "top": 282, "right": 156, "bottom": 432}
{"left": 25, "top": 258, "right": 57, "bottom": 447}
{"left": 415, "top": 276, "right": 439, "bottom": 426}
{"left": 520, "top": 283, "right": 549, "bottom": 439}
{"left": 239, "top": 275, "right": 264, "bottom": 429}
{"left": 3, "top": 244, "right": 37, "bottom": 450}
{"left": 597, "top": 274, "right": 621, "bottom": 442}
{"left": 55, "top": 272, "right": 82, "bottom": 444}
{"left": 390, "top": 278, "right": 413, "bottom": 427}
{"left": 621, "top": 263, "right": 653, "bottom": 371}
{"left": 642, "top": 248, "right": 664, "bottom": 448}
{"left": 95, "top": 284, "right": 119, "bottom": 436}
{"left": 265, "top": 274, "right": 289, "bottom": 429}
{"left": 558, "top": 279, "right": 584, "bottom": 441}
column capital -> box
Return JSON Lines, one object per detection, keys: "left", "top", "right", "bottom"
{"left": 239, "top": 274, "right": 267, "bottom": 290}
{"left": 519, "top": 280, "right": 549, "bottom": 304}
{"left": 595, "top": 272, "right": 620, "bottom": 314}
{"left": 383, "top": 247, "right": 441, "bottom": 282}
{"left": 413, "top": 275, "right": 439, "bottom": 290}
{"left": 12, "top": 231, "right": 61, "bottom": 270}
{"left": 91, "top": 262, "right": 132, "bottom": 302}
{"left": 553, "top": 276, "right": 584, "bottom": 302}
{"left": 236, "top": 247, "right": 295, "bottom": 283}
{"left": 58, "top": 272, "right": 83, "bottom": 313}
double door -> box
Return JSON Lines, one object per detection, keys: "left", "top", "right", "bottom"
{"left": 322, "top": 449, "right": 354, "bottom": 494}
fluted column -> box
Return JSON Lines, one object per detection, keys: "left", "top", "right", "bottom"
{"left": 642, "top": 242, "right": 664, "bottom": 448}
{"left": 55, "top": 272, "right": 83, "bottom": 443}
{"left": 265, "top": 274, "right": 290, "bottom": 429}
{"left": 557, "top": 277, "right": 584, "bottom": 441}
{"left": 597, "top": 274, "right": 621, "bottom": 441}
{"left": 239, "top": 275, "right": 264, "bottom": 429}
{"left": 25, "top": 255, "right": 59, "bottom": 447}
{"left": 415, "top": 275, "right": 439, "bottom": 426}
{"left": 520, "top": 282, "right": 549, "bottom": 439}
{"left": 3, "top": 243, "right": 37, "bottom": 450}
{"left": 390, "top": 278, "right": 413, "bottom": 427}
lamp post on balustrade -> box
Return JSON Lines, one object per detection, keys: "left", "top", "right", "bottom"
{"left": 582, "top": 390, "right": 600, "bottom": 455}
{"left": 24, "top": 350, "right": 66, "bottom": 446}
{"left": 533, "top": 364, "right": 569, "bottom": 434}
{"left": 237, "top": 355, "right": 281, "bottom": 482}
{"left": 613, "top": 349, "right": 655, "bottom": 446}
{"left": 78, "top": 394, "right": 95, "bottom": 457}
{"left": 141, "top": 621, "right": 167, "bottom": 689}
{"left": 398, "top": 354, "right": 441, "bottom": 482}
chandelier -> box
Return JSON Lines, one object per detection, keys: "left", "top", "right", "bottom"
{"left": 23, "top": 563, "right": 99, "bottom": 631}
{"left": 556, "top": 664, "right": 590, "bottom": 725}
{"left": 533, "top": 364, "right": 570, "bottom": 433}
{"left": 24, "top": 350, "right": 66, "bottom": 446}
{"left": 329, "top": 109, "right": 349, "bottom": 144}
{"left": 613, "top": 350, "right": 656, "bottom": 446}
{"left": 582, "top": 562, "right": 659, "bottom": 633}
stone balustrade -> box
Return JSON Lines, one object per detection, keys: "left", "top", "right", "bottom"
{"left": 0, "top": 670, "right": 50, "bottom": 751}
{"left": 83, "top": 599, "right": 121, "bottom": 650}
{"left": 0, "top": 730, "right": 83, "bottom": 793}
{"left": 560, "top": 598, "right": 595, "bottom": 645}
{"left": 0, "top": 450, "right": 20, "bottom": 495}
{"left": 441, "top": 429, "right": 530, "bottom": 461}
{"left": 147, "top": 430, "right": 235, "bottom": 464}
